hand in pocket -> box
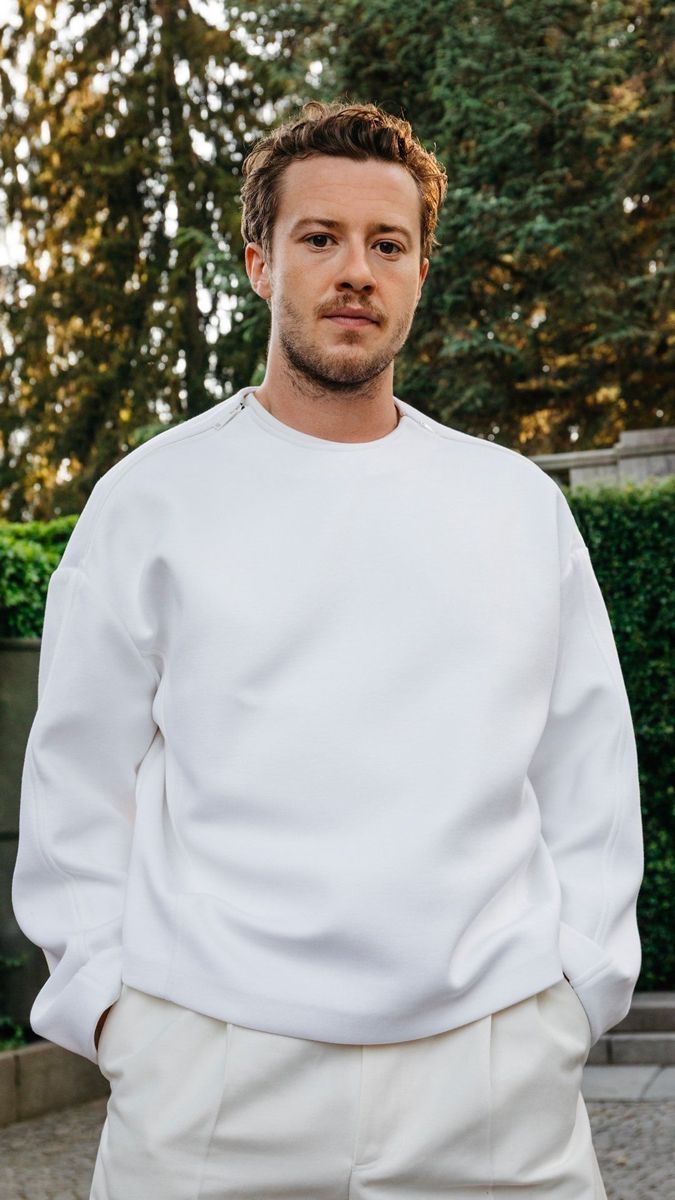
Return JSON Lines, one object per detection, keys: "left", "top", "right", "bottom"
{"left": 95, "top": 1004, "right": 113, "bottom": 1051}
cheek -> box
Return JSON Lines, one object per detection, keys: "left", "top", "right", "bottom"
{"left": 278, "top": 262, "right": 321, "bottom": 305}
{"left": 380, "top": 270, "right": 417, "bottom": 301}
{"left": 385, "top": 280, "right": 417, "bottom": 317}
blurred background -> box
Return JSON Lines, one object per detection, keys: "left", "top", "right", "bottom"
{"left": 0, "top": 0, "right": 673, "bottom": 521}
{"left": 0, "top": 7, "right": 673, "bottom": 1194}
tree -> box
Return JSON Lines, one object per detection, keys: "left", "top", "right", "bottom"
{"left": 0, "top": 0, "right": 319, "bottom": 518}
{"left": 316, "top": 0, "right": 675, "bottom": 452}
{"left": 2, "top": 1, "right": 672, "bottom": 518}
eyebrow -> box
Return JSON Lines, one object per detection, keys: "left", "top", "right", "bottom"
{"left": 290, "top": 217, "right": 413, "bottom": 245}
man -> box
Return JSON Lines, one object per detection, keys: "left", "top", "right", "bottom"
{"left": 12, "top": 100, "right": 643, "bottom": 1199}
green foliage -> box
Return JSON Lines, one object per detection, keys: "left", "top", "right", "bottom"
{"left": 0, "top": 1, "right": 321, "bottom": 520}
{"left": 293, "top": 0, "right": 675, "bottom": 447}
{"left": 2, "top": 1, "right": 672, "bottom": 522}
{"left": 0, "top": 516, "right": 76, "bottom": 636}
{"left": 0, "top": 951, "right": 30, "bottom": 1051}
{"left": 563, "top": 476, "right": 675, "bottom": 988}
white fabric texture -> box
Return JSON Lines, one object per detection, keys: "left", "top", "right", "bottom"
{"left": 89, "top": 976, "right": 606, "bottom": 1199}
{"left": 12, "top": 384, "right": 643, "bottom": 1065}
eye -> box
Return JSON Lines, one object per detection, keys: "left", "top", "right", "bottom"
{"left": 305, "top": 234, "right": 334, "bottom": 248}
{"left": 376, "top": 241, "right": 402, "bottom": 255}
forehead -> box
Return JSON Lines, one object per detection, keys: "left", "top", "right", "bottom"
{"left": 275, "top": 155, "right": 422, "bottom": 241}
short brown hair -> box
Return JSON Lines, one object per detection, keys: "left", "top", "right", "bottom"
{"left": 239, "top": 100, "right": 448, "bottom": 263}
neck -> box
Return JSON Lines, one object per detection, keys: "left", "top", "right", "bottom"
{"left": 254, "top": 351, "right": 398, "bottom": 444}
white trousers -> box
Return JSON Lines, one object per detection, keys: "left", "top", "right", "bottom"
{"left": 90, "top": 976, "right": 607, "bottom": 1200}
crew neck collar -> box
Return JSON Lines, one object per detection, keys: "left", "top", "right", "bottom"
{"left": 239, "top": 385, "right": 410, "bottom": 452}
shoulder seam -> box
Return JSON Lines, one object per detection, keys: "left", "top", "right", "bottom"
{"left": 398, "top": 402, "right": 555, "bottom": 480}
{"left": 78, "top": 396, "right": 246, "bottom": 565}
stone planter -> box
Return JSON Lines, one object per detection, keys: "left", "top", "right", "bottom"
{"left": 0, "top": 1039, "right": 108, "bottom": 1130}
{"left": 0, "top": 637, "right": 49, "bottom": 1032}
{"left": 0, "top": 637, "right": 109, "bottom": 1130}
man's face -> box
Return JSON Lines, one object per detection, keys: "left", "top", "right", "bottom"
{"left": 247, "top": 155, "right": 430, "bottom": 391}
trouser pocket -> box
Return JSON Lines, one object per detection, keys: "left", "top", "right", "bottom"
{"left": 96, "top": 984, "right": 192, "bottom": 1081}
{"left": 487, "top": 979, "right": 596, "bottom": 1191}
{"left": 90, "top": 987, "right": 233, "bottom": 1200}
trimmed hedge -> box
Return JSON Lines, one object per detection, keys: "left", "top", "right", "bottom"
{"left": 0, "top": 516, "right": 76, "bottom": 637}
{"left": 1, "top": 474, "right": 673, "bottom": 988}
{"left": 557, "top": 476, "right": 674, "bottom": 991}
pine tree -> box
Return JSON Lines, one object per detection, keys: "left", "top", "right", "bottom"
{"left": 0, "top": 0, "right": 318, "bottom": 518}
{"left": 317, "top": 0, "right": 675, "bottom": 452}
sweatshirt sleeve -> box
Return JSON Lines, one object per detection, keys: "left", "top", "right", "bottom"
{"left": 528, "top": 501, "right": 644, "bottom": 1047}
{"left": 11, "top": 553, "right": 159, "bottom": 1064}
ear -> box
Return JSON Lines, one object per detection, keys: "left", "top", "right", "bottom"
{"left": 245, "top": 243, "right": 272, "bottom": 300}
{"left": 417, "top": 257, "right": 430, "bottom": 302}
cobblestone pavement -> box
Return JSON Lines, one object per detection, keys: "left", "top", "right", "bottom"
{"left": 0, "top": 1095, "right": 673, "bottom": 1199}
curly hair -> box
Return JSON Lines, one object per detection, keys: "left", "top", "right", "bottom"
{"left": 239, "top": 100, "right": 448, "bottom": 263}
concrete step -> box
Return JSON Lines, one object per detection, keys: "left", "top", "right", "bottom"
{"left": 583, "top": 993, "right": 672, "bottom": 1070}
{"left": 582, "top": 1064, "right": 675, "bottom": 1101}
{"left": 585, "top": 993, "right": 675, "bottom": 1065}
{"left": 590, "top": 1032, "right": 675, "bottom": 1065}
{"left": 612, "top": 992, "right": 675, "bottom": 1032}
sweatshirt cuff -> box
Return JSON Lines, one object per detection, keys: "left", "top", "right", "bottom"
{"left": 559, "top": 921, "right": 638, "bottom": 1046}
{"left": 29, "top": 941, "right": 124, "bottom": 1065}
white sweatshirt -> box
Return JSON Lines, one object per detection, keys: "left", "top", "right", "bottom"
{"left": 12, "top": 384, "right": 644, "bottom": 1065}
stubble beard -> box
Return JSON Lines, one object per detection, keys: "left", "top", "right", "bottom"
{"left": 276, "top": 294, "right": 413, "bottom": 395}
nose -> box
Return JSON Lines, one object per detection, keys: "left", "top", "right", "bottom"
{"left": 336, "top": 242, "right": 376, "bottom": 294}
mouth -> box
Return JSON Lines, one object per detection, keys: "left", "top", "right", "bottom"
{"left": 323, "top": 314, "right": 379, "bottom": 329}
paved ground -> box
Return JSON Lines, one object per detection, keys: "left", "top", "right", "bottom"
{"left": 0, "top": 1088, "right": 674, "bottom": 1199}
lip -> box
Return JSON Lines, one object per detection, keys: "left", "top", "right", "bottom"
{"left": 323, "top": 309, "right": 379, "bottom": 328}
